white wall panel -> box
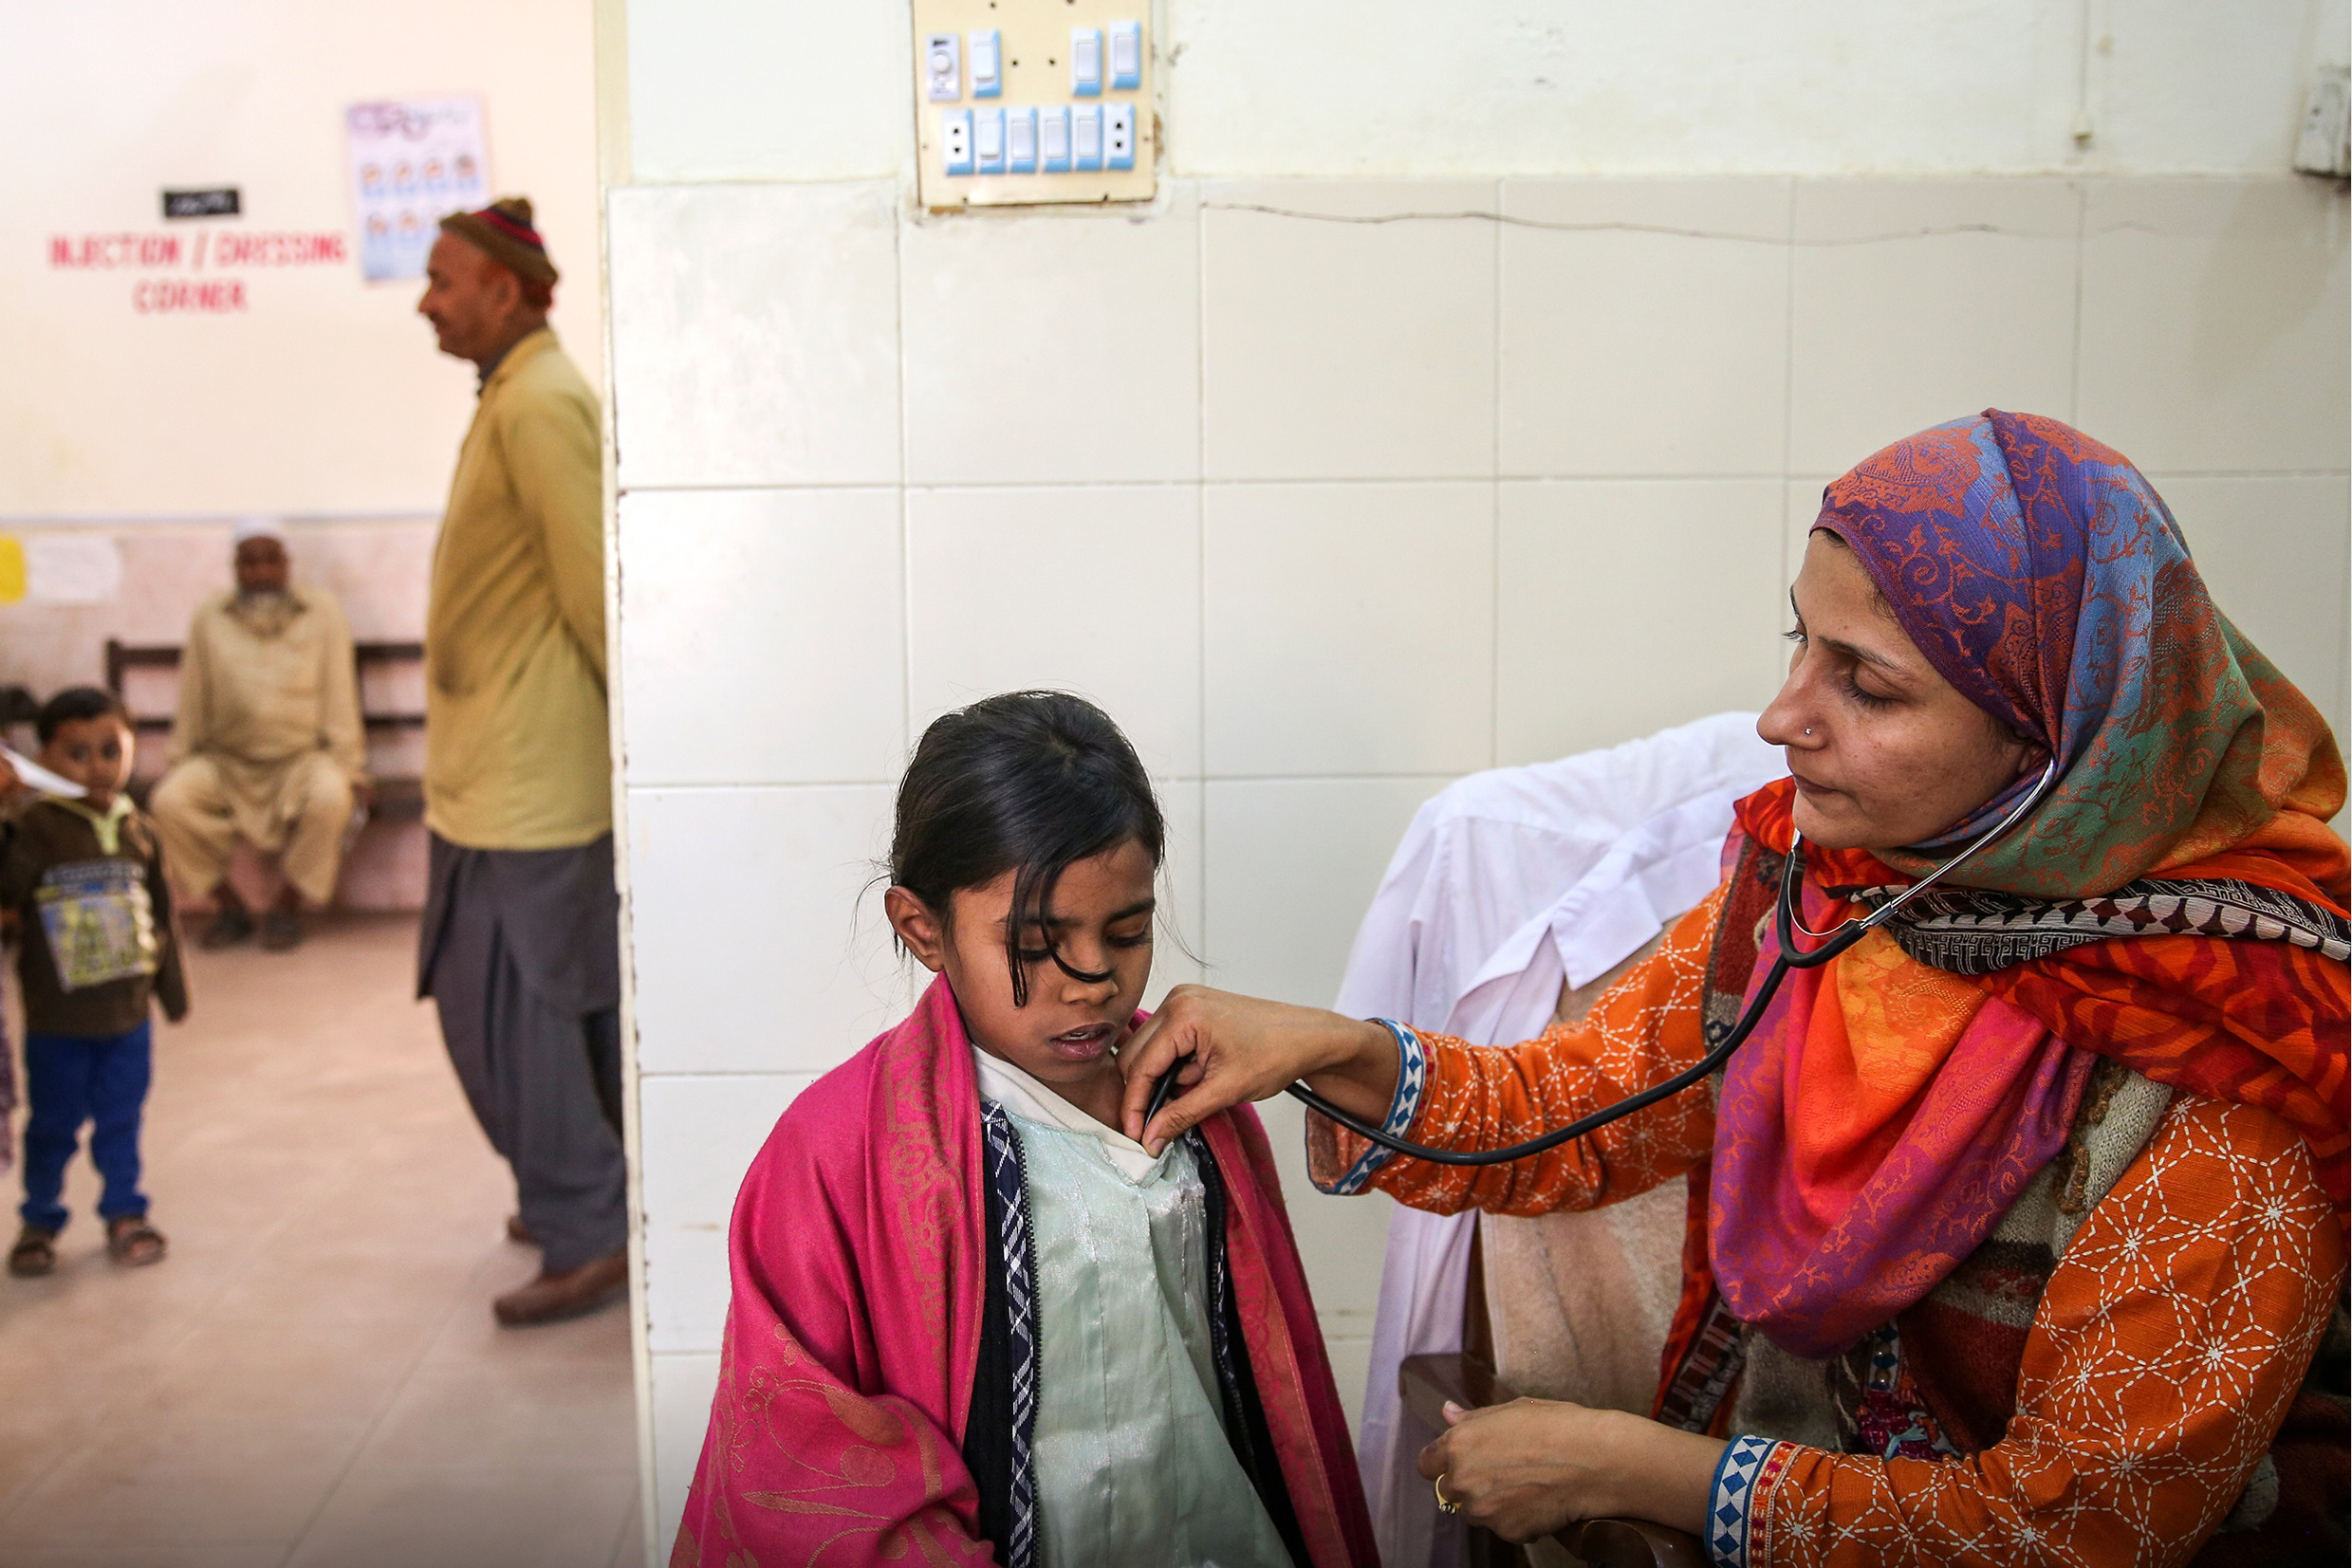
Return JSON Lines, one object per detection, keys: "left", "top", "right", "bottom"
{"left": 906, "top": 484, "right": 1203, "bottom": 777}
{"left": 901, "top": 192, "right": 1202, "bottom": 485}
{"left": 619, "top": 488, "right": 906, "bottom": 787}
{"left": 2079, "top": 180, "right": 2351, "bottom": 474}
{"left": 638, "top": 1073, "right": 814, "bottom": 1355}
{"left": 1201, "top": 776, "right": 1448, "bottom": 1004}
{"left": 1498, "top": 179, "right": 1792, "bottom": 478}
{"left": 1204, "top": 482, "right": 1496, "bottom": 777}
{"left": 608, "top": 181, "right": 902, "bottom": 488}
{"left": 1787, "top": 179, "right": 2083, "bottom": 475}
{"left": 1497, "top": 479, "right": 1787, "bottom": 766}
{"left": 649, "top": 1352, "right": 720, "bottom": 1564}
{"left": 1202, "top": 182, "right": 1499, "bottom": 481}
{"left": 626, "top": 0, "right": 911, "bottom": 183}
{"left": 626, "top": 785, "right": 909, "bottom": 1076}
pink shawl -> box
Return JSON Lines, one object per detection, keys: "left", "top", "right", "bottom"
{"left": 674, "top": 976, "right": 1380, "bottom": 1567}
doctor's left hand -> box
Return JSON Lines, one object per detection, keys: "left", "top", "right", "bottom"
{"left": 1416, "top": 1397, "right": 1722, "bottom": 1543}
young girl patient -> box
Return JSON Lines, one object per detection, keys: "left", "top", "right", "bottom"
{"left": 676, "top": 692, "right": 1376, "bottom": 1568}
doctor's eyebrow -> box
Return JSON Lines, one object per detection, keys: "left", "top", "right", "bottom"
{"left": 1789, "top": 591, "right": 1909, "bottom": 674}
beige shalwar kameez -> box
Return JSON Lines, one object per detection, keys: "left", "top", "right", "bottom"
{"left": 149, "top": 586, "right": 365, "bottom": 907}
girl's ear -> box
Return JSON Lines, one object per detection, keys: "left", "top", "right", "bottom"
{"left": 883, "top": 885, "right": 950, "bottom": 973}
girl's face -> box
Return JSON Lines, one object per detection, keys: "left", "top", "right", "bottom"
{"left": 885, "top": 838, "right": 1158, "bottom": 1110}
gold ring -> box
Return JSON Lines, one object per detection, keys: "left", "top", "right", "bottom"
{"left": 1434, "top": 1474, "right": 1461, "bottom": 1516}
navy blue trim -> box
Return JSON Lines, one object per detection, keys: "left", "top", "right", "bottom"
{"left": 979, "top": 1102, "right": 1038, "bottom": 1568}
{"left": 1706, "top": 1433, "right": 1780, "bottom": 1568}
{"left": 1318, "top": 1019, "right": 1426, "bottom": 1194}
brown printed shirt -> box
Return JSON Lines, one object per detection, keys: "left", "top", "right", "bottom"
{"left": 0, "top": 797, "right": 189, "bottom": 1038}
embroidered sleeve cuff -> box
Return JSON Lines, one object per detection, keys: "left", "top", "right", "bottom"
{"left": 1310, "top": 1019, "right": 1425, "bottom": 1195}
{"left": 1707, "top": 1434, "right": 1796, "bottom": 1568}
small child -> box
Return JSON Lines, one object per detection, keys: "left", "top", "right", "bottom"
{"left": 1, "top": 687, "right": 187, "bottom": 1276}
{"left": 676, "top": 692, "right": 1377, "bottom": 1568}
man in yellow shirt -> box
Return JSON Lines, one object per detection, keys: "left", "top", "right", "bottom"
{"left": 415, "top": 198, "right": 625, "bottom": 1327}
{"left": 150, "top": 519, "right": 367, "bottom": 951}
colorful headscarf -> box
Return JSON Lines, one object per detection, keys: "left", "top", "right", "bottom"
{"left": 1813, "top": 409, "right": 2342, "bottom": 895}
{"left": 1706, "top": 411, "right": 2349, "bottom": 1359}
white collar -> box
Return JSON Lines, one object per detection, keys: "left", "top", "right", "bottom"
{"left": 971, "top": 1046, "right": 1169, "bottom": 1184}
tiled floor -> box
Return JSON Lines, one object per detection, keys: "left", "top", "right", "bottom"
{"left": 0, "top": 914, "right": 643, "bottom": 1568}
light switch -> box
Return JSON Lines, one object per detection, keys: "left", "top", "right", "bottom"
{"left": 974, "top": 106, "right": 1006, "bottom": 173}
{"left": 1039, "top": 106, "right": 1071, "bottom": 171}
{"left": 1109, "top": 21, "right": 1142, "bottom": 90}
{"left": 1105, "top": 102, "right": 1135, "bottom": 169}
{"left": 1006, "top": 107, "right": 1037, "bottom": 172}
{"left": 941, "top": 109, "right": 973, "bottom": 175}
{"left": 1071, "top": 102, "right": 1103, "bottom": 169}
{"left": 924, "top": 33, "right": 961, "bottom": 101}
{"left": 1070, "top": 27, "right": 1102, "bottom": 95}
{"left": 969, "top": 28, "right": 1001, "bottom": 98}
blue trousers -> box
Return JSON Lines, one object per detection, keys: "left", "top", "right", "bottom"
{"left": 20, "top": 1022, "right": 152, "bottom": 1232}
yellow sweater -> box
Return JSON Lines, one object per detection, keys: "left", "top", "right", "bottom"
{"left": 423, "top": 328, "right": 611, "bottom": 850}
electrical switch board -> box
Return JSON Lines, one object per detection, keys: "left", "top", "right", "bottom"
{"left": 911, "top": 0, "right": 1155, "bottom": 209}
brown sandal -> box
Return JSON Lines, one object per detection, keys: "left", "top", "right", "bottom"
{"left": 8, "top": 1231, "right": 57, "bottom": 1279}
{"left": 105, "top": 1215, "right": 167, "bottom": 1267}
{"left": 9, "top": 1227, "right": 58, "bottom": 1278}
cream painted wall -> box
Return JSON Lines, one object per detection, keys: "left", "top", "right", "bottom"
{"left": 0, "top": 0, "right": 598, "bottom": 517}
{"left": 607, "top": 5, "right": 2350, "bottom": 1561}
{"left": 625, "top": 0, "right": 2351, "bottom": 182}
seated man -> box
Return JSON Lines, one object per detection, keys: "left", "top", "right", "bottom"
{"left": 149, "top": 520, "right": 368, "bottom": 951}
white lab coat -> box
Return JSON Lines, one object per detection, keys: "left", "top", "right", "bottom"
{"left": 1330, "top": 712, "right": 1785, "bottom": 1568}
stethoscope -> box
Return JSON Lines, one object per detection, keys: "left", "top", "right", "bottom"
{"left": 1149, "top": 760, "right": 2060, "bottom": 1166}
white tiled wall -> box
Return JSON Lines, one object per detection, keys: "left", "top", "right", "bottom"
{"left": 609, "top": 174, "right": 2349, "bottom": 1558}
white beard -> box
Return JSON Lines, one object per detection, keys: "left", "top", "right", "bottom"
{"left": 230, "top": 589, "right": 297, "bottom": 638}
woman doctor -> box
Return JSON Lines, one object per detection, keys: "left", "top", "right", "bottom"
{"left": 1120, "top": 411, "right": 2350, "bottom": 1567}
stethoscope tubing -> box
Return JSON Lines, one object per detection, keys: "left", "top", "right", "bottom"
{"left": 1250, "top": 761, "right": 2060, "bottom": 1168}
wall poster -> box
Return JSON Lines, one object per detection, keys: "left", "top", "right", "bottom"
{"left": 343, "top": 96, "right": 490, "bottom": 284}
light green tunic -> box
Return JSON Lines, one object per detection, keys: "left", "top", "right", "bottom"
{"left": 973, "top": 1052, "right": 1293, "bottom": 1568}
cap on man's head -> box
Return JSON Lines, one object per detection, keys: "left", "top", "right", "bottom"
{"left": 233, "top": 516, "right": 287, "bottom": 547}
{"left": 437, "top": 196, "right": 559, "bottom": 290}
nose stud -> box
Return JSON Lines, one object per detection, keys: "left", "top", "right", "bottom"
{"left": 1804, "top": 727, "right": 1814, "bottom": 736}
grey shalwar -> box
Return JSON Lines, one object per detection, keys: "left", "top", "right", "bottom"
{"left": 417, "top": 832, "right": 625, "bottom": 1273}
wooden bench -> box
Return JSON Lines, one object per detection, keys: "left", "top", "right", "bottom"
{"left": 102, "top": 636, "right": 426, "bottom": 820}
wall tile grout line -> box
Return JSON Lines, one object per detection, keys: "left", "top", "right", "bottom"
{"left": 1779, "top": 177, "right": 1800, "bottom": 597}
{"left": 1196, "top": 190, "right": 1213, "bottom": 967}
{"left": 1489, "top": 175, "right": 1504, "bottom": 772}
{"left": 593, "top": 469, "right": 2352, "bottom": 496}
{"left": 896, "top": 200, "right": 917, "bottom": 767}
{"left": 2068, "top": 177, "right": 2088, "bottom": 425}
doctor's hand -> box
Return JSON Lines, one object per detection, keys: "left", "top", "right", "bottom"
{"left": 1417, "top": 1398, "right": 1722, "bottom": 1543}
{"left": 1118, "top": 985, "right": 1400, "bottom": 1153}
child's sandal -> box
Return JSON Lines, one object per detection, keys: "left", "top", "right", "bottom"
{"left": 9, "top": 1227, "right": 58, "bottom": 1278}
{"left": 104, "top": 1215, "right": 167, "bottom": 1267}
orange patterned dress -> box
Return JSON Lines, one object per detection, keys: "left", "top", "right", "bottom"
{"left": 1306, "top": 886, "right": 2348, "bottom": 1567}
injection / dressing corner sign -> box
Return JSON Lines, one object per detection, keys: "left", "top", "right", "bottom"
{"left": 162, "top": 188, "right": 240, "bottom": 219}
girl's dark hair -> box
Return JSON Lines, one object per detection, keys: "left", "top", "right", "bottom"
{"left": 891, "top": 691, "right": 1164, "bottom": 1005}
